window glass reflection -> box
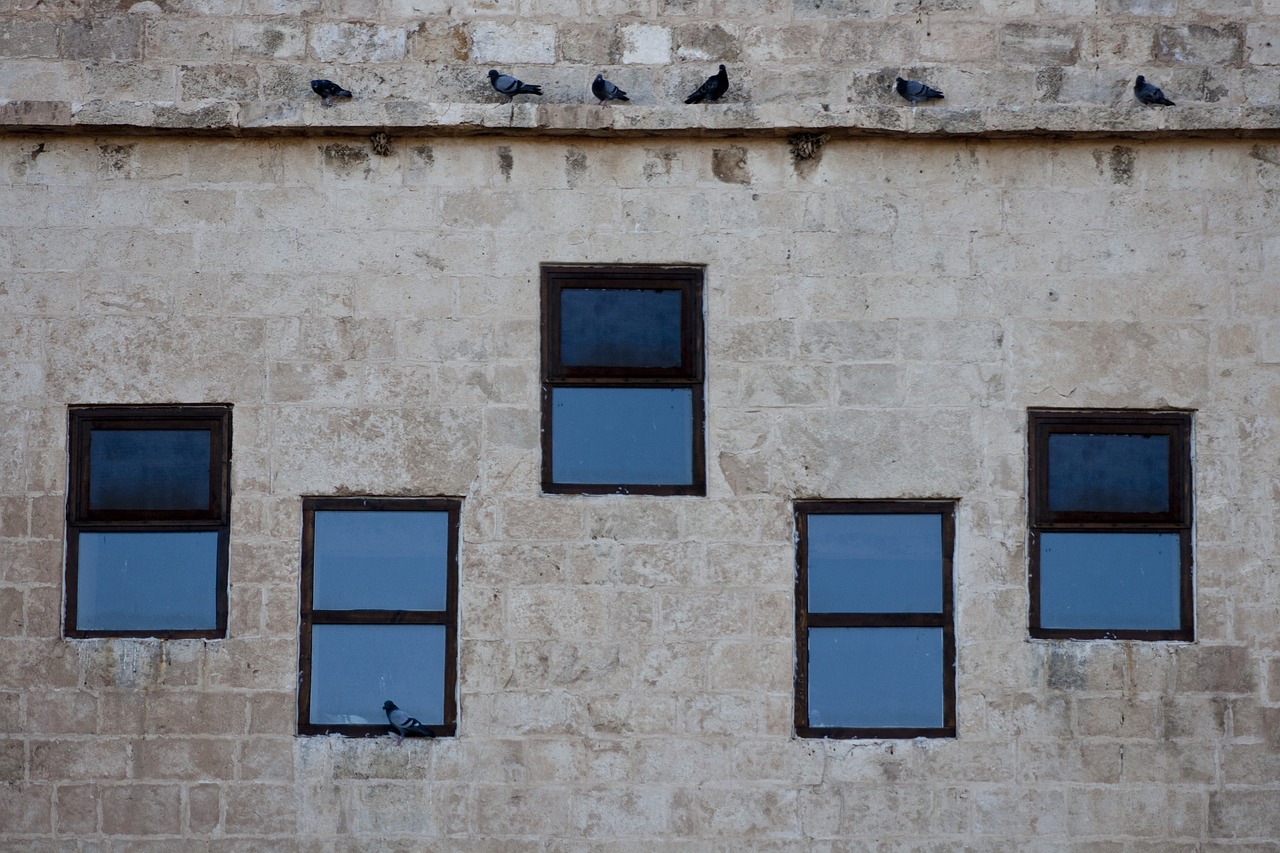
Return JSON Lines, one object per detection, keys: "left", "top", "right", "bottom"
{"left": 310, "top": 624, "right": 445, "bottom": 726}
{"left": 313, "top": 511, "right": 448, "bottom": 611}
{"left": 808, "top": 514, "right": 943, "bottom": 613}
{"left": 551, "top": 387, "right": 693, "bottom": 485}
{"left": 808, "top": 627, "right": 943, "bottom": 729}
{"left": 560, "top": 289, "right": 683, "bottom": 368}
{"left": 1039, "top": 532, "right": 1182, "bottom": 630}
{"left": 76, "top": 531, "right": 219, "bottom": 631}
{"left": 1048, "top": 433, "right": 1169, "bottom": 513}
{"left": 89, "top": 429, "right": 212, "bottom": 511}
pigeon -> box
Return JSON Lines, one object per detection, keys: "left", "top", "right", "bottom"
{"left": 489, "top": 69, "right": 543, "bottom": 99}
{"left": 592, "top": 74, "right": 629, "bottom": 107}
{"left": 1133, "top": 75, "right": 1174, "bottom": 106}
{"left": 310, "top": 79, "right": 352, "bottom": 107}
{"left": 383, "top": 700, "right": 435, "bottom": 738}
{"left": 896, "top": 77, "right": 944, "bottom": 104}
{"left": 684, "top": 64, "right": 729, "bottom": 104}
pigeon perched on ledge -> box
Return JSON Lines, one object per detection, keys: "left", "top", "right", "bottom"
{"left": 489, "top": 70, "right": 543, "bottom": 99}
{"left": 383, "top": 700, "right": 435, "bottom": 738}
{"left": 1134, "top": 75, "right": 1175, "bottom": 106}
{"left": 685, "top": 65, "right": 729, "bottom": 104}
{"left": 310, "top": 79, "right": 352, "bottom": 107}
{"left": 592, "top": 74, "right": 629, "bottom": 107}
{"left": 896, "top": 77, "right": 944, "bottom": 104}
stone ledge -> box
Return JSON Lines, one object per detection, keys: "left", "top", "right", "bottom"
{"left": 2, "top": 99, "right": 1279, "bottom": 139}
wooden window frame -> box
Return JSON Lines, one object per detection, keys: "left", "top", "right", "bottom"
{"left": 65, "top": 405, "right": 231, "bottom": 640}
{"left": 297, "top": 496, "right": 460, "bottom": 738}
{"left": 540, "top": 264, "right": 706, "bottom": 496}
{"left": 794, "top": 500, "right": 957, "bottom": 740}
{"left": 1027, "top": 409, "right": 1194, "bottom": 641}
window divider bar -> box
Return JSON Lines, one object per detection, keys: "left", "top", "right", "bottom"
{"left": 806, "top": 613, "right": 946, "bottom": 628}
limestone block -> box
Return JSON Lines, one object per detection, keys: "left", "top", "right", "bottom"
{"left": 621, "top": 23, "right": 671, "bottom": 64}
{"left": 52, "top": 781, "right": 99, "bottom": 835}
{"left": 223, "top": 782, "right": 296, "bottom": 835}
{"left": 309, "top": 24, "right": 407, "bottom": 64}
{"left": 82, "top": 61, "right": 177, "bottom": 102}
{"left": 133, "top": 737, "right": 237, "bottom": 780}
{"left": 248, "top": 692, "right": 296, "bottom": 735}
{"left": 61, "top": 16, "right": 144, "bottom": 61}
{"left": 178, "top": 63, "right": 260, "bottom": 102}
{"left": 144, "top": 692, "right": 248, "bottom": 736}
{"left": 0, "top": 783, "right": 53, "bottom": 834}
{"left": 30, "top": 738, "right": 129, "bottom": 782}
{"left": 1175, "top": 645, "right": 1254, "bottom": 693}
{"left": 709, "top": 640, "right": 790, "bottom": 690}
{"left": 1208, "top": 788, "right": 1280, "bottom": 835}
{"left": 1155, "top": 23, "right": 1245, "bottom": 64}
{"left": 1000, "top": 23, "right": 1081, "bottom": 66}
{"left": 25, "top": 691, "right": 97, "bottom": 735}
{"left": 673, "top": 23, "right": 740, "bottom": 62}
{"left": 1109, "top": 0, "right": 1175, "bottom": 14}
{"left": 469, "top": 21, "right": 556, "bottom": 64}
{"left": 232, "top": 21, "right": 307, "bottom": 60}
{"left": 1247, "top": 24, "right": 1280, "bottom": 65}
{"left": 572, "top": 787, "right": 669, "bottom": 838}
{"left": 405, "top": 21, "right": 469, "bottom": 63}
{"left": 188, "top": 782, "right": 222, "bottom": 834}
{"left": 0, "top": 19, "right": 60, "bottom": 58}
{"left": 145, "top": 19, "right": 231, "bottom": 60}
{"left": 0, "top": 61, "right": 82, "bottom": 100}
{"left": 0, "top": 738, "right": 21, "bottom": 784}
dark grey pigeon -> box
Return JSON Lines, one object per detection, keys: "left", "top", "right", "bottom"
{"left": 310, "top": 79, "right": 352, "bottom": 107}
{"left": 1134, "top": 75, "right": 1174, "bottom": 106}
{"left": 896, "top": 77, "right": 943, "bottom": 104}
{"left": 685, "top": 65, "right": 729, "bottom": 104}
{"left": 592, "top": 74, "right": 629, "bottom": 106}
{"left": 383, "top": 700, "right": 435, "bottom": 738}
{"left": 489, "top": 69, "right": 543, "bottom": 99}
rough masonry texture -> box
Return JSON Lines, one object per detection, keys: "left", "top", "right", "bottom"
{"left": 1, "top": 0, "right": 1280, "bottom": 849}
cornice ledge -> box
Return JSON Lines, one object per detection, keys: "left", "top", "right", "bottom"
{"left": 2, "top": 99, "right": 1278, "bottom": 140}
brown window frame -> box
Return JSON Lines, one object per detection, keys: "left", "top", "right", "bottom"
{"left": 794, "top": 500, "right": 957, "bottom": 740}
{"left": 1027, "top": 409, "right": 1194, "bottom": 641}
{"left": 298, "top": 496, "right": 460, "bottom": 738}
{"left": 64, "top": 405, "right": 232, "bottom": 639}
{"left": 540, "top": 264, "right": 706, "bottom": 496}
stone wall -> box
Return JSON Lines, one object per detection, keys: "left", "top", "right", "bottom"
{"left": 2, "top": 0, "right": 1279, "bottom": 136}
{"left": 1, "top": 132, "right": 1279, "bottom": 847}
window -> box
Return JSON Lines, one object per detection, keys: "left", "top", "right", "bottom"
{"left": 794, "top": 501, "right": 956, "bottom": 739}
{"left": 65, "top": 406, "right": 231, "bottom": 638}
{"left": 1028, "top": 410, "right": 1193, "bottom": 641}
{"left": 298, "top": 497, "right": 459, "bottom": 737}
{"left": 541, "top": 265, "right": 705, "bottom": 495}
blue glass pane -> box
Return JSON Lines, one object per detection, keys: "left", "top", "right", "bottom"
{"left": 551, "top": 387, "right": 694, "bottom": 485}
{"left": 808, "top": 627, "right": 944, "bottom": 729}
{"left": 807, "top": 514, "right": 942, "bottom": 613}
{"left": 1039, "top": 532, "right": 1182, "bottom": 630}
{"left": 560, "top": 289, "right": 683, "bottom": 368}
{"left": 76, "top": 531, "right": 219, "bottom": 631}
{"left": 310, "top": 624, "right": 445, "bottom": 726}
{"left": 89, "top": 429, "right": 212, "bottom": 511}
{"left": 313, "top": 511, "right": 448, "bottom": 611}
{"left": 1048, "top": 433, "right": 1170, "bottom": 513}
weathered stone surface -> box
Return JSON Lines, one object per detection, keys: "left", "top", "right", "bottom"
{"left": 1, "top": 60, "right": 1280, "bottom": 853}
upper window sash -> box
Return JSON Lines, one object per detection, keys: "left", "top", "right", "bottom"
{"left": 542, "top": 266, "right": 704, "bottom": 383}
{"left": 69, "top": 406, "right": 231, "bottom": 526}
{"left": 1028, "top": 410, "right": 1191, "bottom": 528}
